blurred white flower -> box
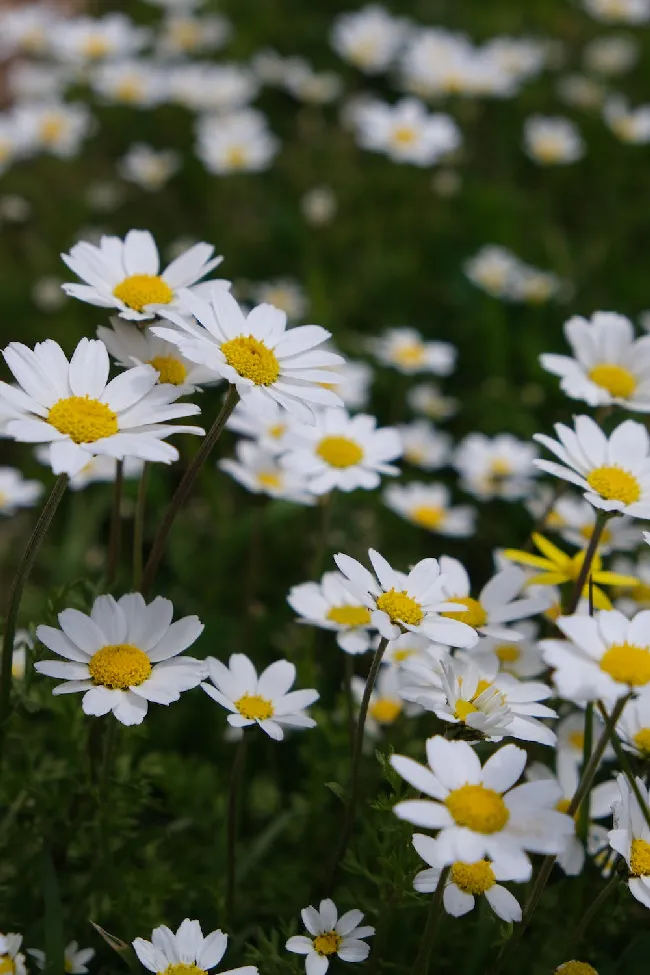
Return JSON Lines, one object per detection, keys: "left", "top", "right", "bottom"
{"left": 50, "top": 14, "right": 150, "bottom": 64}
{"left": 0, "top": 467, "right": 43, "bottom": 516}
{"left": 220, "top": 440, "right": 314, "bottom": 504}
{"left": 399, "top": 419, "right": 451, "bottom": 470}
{"left": 157, "top": 13, "right": 231, "bottom": 56}
{"left": 354, "top": 97, "right": 461, "bottom": 166}
{"left": 384, "top": 482, "right": 475, "bottom": 537}
{"left": 14, "top": 102, "right": 93, "bottom": 159}
{"left": 119, "top": 144, "right": 181, "bottom": 191}
{"left": 301, "top": 186, "right": 338, "bottom": 225}
{"left": 29, "top": 941, "right": 95, "bottom": 974}
{"left": 584, "top": 35, "right": 639, "bottom": 74}
{"left": 331, "top": 5, "right": 409, "bottom": 73}
{"left": 91, "top": 60, "right": 168, "bottom": 108}
{"left": 196, "top": 109, "right": 279, "bottom": 174}
{"left": 370, "top": 327, "right": 456, "bottom": 375}
{"left": 454, "top": 433, "right": 538, "bottom": 500}
{"left": 582, "top": 0, "right": 650, "bottom": 24}
{"left": 407, "top": 383, "right": 459, "bottom": 421}
{"left": 523, "top": 115, "right": 585, "bottom": 165}
{"left": 171, "top": 63, "right": 258, "bottom": 113}
{"left": 604, "top": 96, "right": 650, "bottom": 143}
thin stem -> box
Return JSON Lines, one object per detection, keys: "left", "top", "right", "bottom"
{"left": 132, "top": 462, "right": 149, "bottom": 592}
{"left": 577, "top": 702, "right": 594, "bottom": 843}
{"left": 570, "top": 870, "right": 621, "bottom": 951}
{"left": 0, "top": 474, "right": 68, "bottom": 778}
{"left": 142, "top": 387, "right": 239, "bottom": 595}
{"left": 106, "top": 460, "right": 124, "bottom": 587}
{"left": 565, "top": 511, "right": 608, "bottom": 614}
{"left": 327, "top": 636, "right": 388, "bottom": 889}
{"left": 226, "top": 735, "right": 247, "bottom": 926}
{"left": 309, "top": 492, "right": 335, "bottom": 579}
{"left": 344, "top": 654, "right": 355, "bottom": 754}
{"left": 597, "top": 699, "right": 650, "bottom": 832}
{"left": 412, "top": 866, "right": 450, "bottom": 975}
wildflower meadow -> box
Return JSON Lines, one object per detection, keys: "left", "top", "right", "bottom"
{"left": 3, "top": 0, "right": 650, "bottom": 973}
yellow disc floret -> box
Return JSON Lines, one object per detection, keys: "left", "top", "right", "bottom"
{"left": 442, "top": 597, "right": 488, "bottom": 629}
{"left": 313, "top": 932, "right": 342, "bottom": 957}
{"left": 630, "top": 838, "right": 650, "bottom": 877}
{"left": 495, "top": 644, "right": 520, "bottom": 664}
{"left": 316, "top": 436, "right": 364, "bottom": 469}
{"left": 221, "top": 335, "right": 280, "bottom": 386}
{"left": 326, "top": 605, "right": 372, "bottom": 627}
{"left": 633, "top": 728, "right": 650, "bottom": 755}
{"left": 586, "top": 466, "right": 641, "bottom": 505}
{"left": 89, "top": 644, "right": 152, "bottom": 690}
{"left": 393, "top": 342, "right": 425, "bottom": 366}
{"left": 257, "top": 471, "right": 282, "bottom": 490}
{"left": 588, "top": 363, "right": 636, "bottom": 399}
{"left": 48, "top": 396, "right": 118, "bottom": 444}
{"left": 391, "top": 126, "right": 417, "bottom": 147}
{"left": 369, "top": 698, "right": 402, "bottom": 724}
{"left": 376, "top": 589, "right": 424, "bottom": 627}
{"left": 0, "top": 958, "right": 15, "bottom": 975}
{"left": 235, "top": 693, "right": 274, "bottom": 721}
{"left": 411, "top": 505, "right": 445, "bottom": 530}
{"left": 163, "top": 965, "right": 208, "bottom": 975}
{"left": 555, "top": 963, "right": 599, "bottom": 975}
{"left": 113, "top": 274, "right": 173, "bottom": 312}
{"left": 599, "top": 642, "right": 650, "bottom": 686}
{"left": 149, "top": 355, "right": 188, "bottom": 386}
{"left": 40, "top": 115, "right": 65, "bottom": 145}
{"left": 568, "top": 731, "right": 585, "bottom": 751}
{"left": 445, "top": 784, "right": 509, "bottom": 834}
{"left": 450, "top": 859, "right": 496, "bottom": 895}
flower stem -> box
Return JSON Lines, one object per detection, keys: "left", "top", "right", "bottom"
{"left": 412, "top": 866, "right": 450, "bottom": 975}
{"left": 226, "top": 735, "right": 247, "bottom": 926}
{"left": 344, "top": 653, "right": 355, "bottom": 753}
{"left": 106, "top": 460, "right": 123, "bottom": 587}
{"left": 132, "top": 462, "right": 149, "bottom": 592}
{"left": 565, "top": 511, "right": 608, "bottom": 614}
{"left": 570, "top": 869, "right": 622, "bottom": 951}
{"left": 577, "top": 702, "right": 594, "bottom": 843}
{"left": 327, "top": 636, "right": 388, "bottom": 889}
{"left": 142, "top": 386, "right": 239, "bottom": 595}
{"left": 0, "top": 473, "right": 68, "bottom": 778}
{"left": 597, "top": 699, "right": 650, "bottom": 832}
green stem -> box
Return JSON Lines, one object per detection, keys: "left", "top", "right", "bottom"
{"left": 142, "top": 386, "right": 238, "bottom": 595}
{"left": 106, "top": 460, "right": 123, "bottom": 587}
{"left": 412, "top": 866, "right": 450, "bottom": 975}
{"left": 597, "top": 700, "right": 650, "bottom": 832}
{"left": 577, "top": 702, "right": 594, "bottom": 843}
{"left": 565, "top": 511, "right": 608, "bottom": 614}
{"left": 0, "top": 474, "right": 68, "bottom": 779}
{"left": 132, "top": 462, "right": 149, "bottom": 592}
{"left": 226, "top": 735, "right": 247, "bottom": 927}
{"left": 570, "top": 870, "right": 621, "bottom": 952}
{"left": 344, "top": 653, "right": 355, "bottom": 754}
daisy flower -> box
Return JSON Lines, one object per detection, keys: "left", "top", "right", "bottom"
{"left": 463, "top": 245, "right": 522, "bottom": 301}
{"left": 617, "top": 687, "right": 650, "bottom": 757}
{"left": 391, "top": 736, "right": 574, "bottom": 874}
{"left": 470, "top": 621, "right": 546, "bottom": 679}
{"left": 50, "top": 13, "right": 150, "bottom": 63}
{"left": 287, "top": 571, "right": 375, "bottom": 654}
{"left": 541, "top": 608, "right": 650, "bottom": 705}
{"left": 286, "top": 898, "right": 374, "bottom": 973}
{"left": 611, "top": 551, "right": 650, "bottom": 613}
{"left": 398, "top": 420, "right": 451, "bottom": 470}
{"left": 196, "top": 109, "right": 279, "bottom": 174}
{"left": 384, "top": 482, "right": 475, "bottom": 537}
{"left": 14, "top": 101, "right": 92, "bottom": 158}
{"left": 534, "top": 415, "right": 650, "bottom": 518}
{"left": 61, "top": 229, "right": 225, "bottom": 321}
{"left": 317, "top": 358, "right": 373, "bottom": 411}
{"left": 97, "top": 319, "right": 220, "bottom": 390}
{"left": 157, "top": 12, "right": 231, "bottom": 56}
{"left": 523, "top": 115, "right": 585, "bottom": 165}
{"left": 370, "top": 327, "right": 456, "bottom": 376}
{"left": 351, "top": 666, "right": 410, "bottom": 736}
{"left": 453, "top": 433, "right": 538, "bottom": 500}
{"left": 333, "top": 548, "right": 479, "bottom": 647}
{"left": 219, "top": 440, "right": 314, "bottom": 504}
{"left": 604, "top": 96, "right": 650, "bottom": 144}
{"left": 119, "top": 144, "right": 181, "bottom": 192}
{"left": 226, "top": 399, "right": 292, "bottom": 454}
{"left": 609, "top": 773, "right": 650, "bottom": 909}
{"left": 201, "top": 654, "right": 318, "bottom": 740}
{"left": 540, "top": 312, "right": 650, "bottom": 411}
{"left": 382, "top": 632, "right": 440, "bottom": 669}
{"left": 556, "top": 710, "right": 612, "bottom": 794}
{"left": 411, "top": 833, "right": 523, "bottom": 922}
{"left": 170, "top": 64, "right": 258, "bottom": 113}
{"left": 583, "top": 0, "right": 650, "bottom": 23}
{"left": 331, "top": 5, "right": 409, "bottom": 73}
{"left": 34, "top": 593, "right": 205, "bottom": 726}
{"left": 35, "top": 449, "right": 143, "bottom": 491}
{"left": 555, "top": 963, "right": 599, "bottom": 974}
{"left": 29, "top": 941, "right": 95, "bottom": 973}
{"left": 0, "top": 338, "right": 203, "bottom": 477}
{"left": 152, "top": 287, "right": 343, "bottom": 422}
{"left": 280, "top": 408, "right": 402, "bottom": 495}
{"left": 0, "top": 466, "right": 42, "bottom": 515}
{"left": 407, "top": 382, "right": 459, "bottom": 422}
{"left": 0, "top": 934, "right": 26, "bottom": 975}
{"left": 133, "top": 918, "right": 258, "bottom": 975}
{"left": 354, "top": 98, "right": 461, "bottom": 166}
{"left": 504, "top": 533, "right": 639, "bottom": 610}
{"left": 249, "top": 279, "right": 307, "bottom": 322}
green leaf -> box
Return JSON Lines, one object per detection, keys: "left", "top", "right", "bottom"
{"left": 325, "top": 781, "right": 346, "bottom": 801}
{"left": 89, "top": 921, "right": 141, "bottom": 973}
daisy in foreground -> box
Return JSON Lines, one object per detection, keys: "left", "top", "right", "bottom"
{"left": 34, "top": 593, "right": 205, "bottom": 726}
{"left": 153, "top": 287, "right": 343, "bottom": 421}
{"left": 0, "top": 933, "right": 26, "bottom": 975}
{"left": 609, "top": 773, "right": 650, "bottom": 909}
{"left": 534, "top": 415, "right": 650, "bottom": 517}
{"left": 61, "top": 229, "right": 225, "bottom": 320}
{"left": 288, "top": 571, "right": 375, "bottom": 654}
{"left": 391, "top": 737, "right": 574, "bottom": 874}
{"left": 286, "top": 899, "right": 374, "bottom": 974}
{"left": 0, "top": 338, "right": 203, "bottom": 476}
{"left": 201, "top": 654, "right": 318, "bottom": 740}
{"left": 133, "top": 918, "right": 258, "bottom": 975}
{"left": 334, "top": 549, "right": 479, "bottom": 647}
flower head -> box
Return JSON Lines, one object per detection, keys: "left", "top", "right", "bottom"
{"left": 286, "top": 899, "right": 374, "bottom": 973}
{"left": 384, "top": 482, "right": 475, "bottom": 537}
{"left": 354, "top": 98, "right": 462, "bottom": 166}
{"left": 0, "top": 933, "right": 27, "bottom": 975}
{"left": 133, "top": 918, "right": 258, "bottom": 974}
{"left": 524, "top": 115, "right": 585, "bottom": 165}
{"left": 609, "top": 773, "right": 650, "bottom": 909}
{"left": 29, "top": 941, "right": 94, "bottom": 973}
{"left": 288, "top": 571, "right": 375, "bottom": 654}
{"left": 220, "top": 440, "right": 314, "bottom": 504}
{"left": 370, "top": 327, "right": 456, "bottom": 376}
{"left": 454, "top": 433, "right": 538, "bottom": 500}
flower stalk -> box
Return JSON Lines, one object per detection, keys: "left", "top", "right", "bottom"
{"left": 413, "top": 865, "right": 450, "bottom": 975}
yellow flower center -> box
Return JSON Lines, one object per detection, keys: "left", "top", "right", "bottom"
{"left": 170, "top": 19, "right": 201, "bottom": 49}
{"left": 148, "top": 355, "right": 188, "bottom": 385}
{"left": 313, "top": 932, "right": 342, "bottom": 957}
{"left": 454, "top": 679, "right": 498, "bottom": 722}
{"left": 588, "top": 363, "right": 636, "bottom": 399}
{"left": 221, "top": 335, "right": 280, "bottom": 386}
{"left": 445, "top": 784, "right": 509, "bottom": 833}
{"left": 555, "top": 963, "right": 599, "bottom": 975}
{"left": 442, "top": 597, "right": 487, "bottom": 629}
{"left": 568, "top": 730, "right": 585, "bottom": 751}
{"left": 113, "top": 274, "right": 173, "bottom": 313}
{"left": 48, "top": 395, "right": 118, "bottom": 444}
{"left": 495, "top": 644, "right": 520, "bottom": 664}
{"left": 411, "top": 504, "right": 445, "bottom": 529}
{"left": 392, "top": 648, "right": 415, "bottom": 662}
{"left": 599, "top": 642, "right": 650, "bottom": 686}
{"left": 533, "top": 135, "right": 566, "bottom": 163}
{"left": 257, "top": 471, "right": 282, "bottom": 489}
{"left": 0, "top": 958, "right": 15, "bottom": 974}
{"left": 235, "top": 693, "right": 274, "bottom": 721}
{"left": 163, "top": 966, "right": 207, "bottom": 975}
{"left": 316, "top": 435, "right": 364, "bottom": 469}
{"left": 369, "top": 698, "right": 402, "bottom": 724}
{"left": 326, "top": 605, "right": 372, "bottom": 627}
{"left": 115, "top": 79, "right": 144, "bottom": 103}
{"left": 490, "top": 458, "right": 512, "bottom": 477}
{"left": 225, "top": 145, "right": 248, "bottom": 169}
{"left": 630, "top": 838, "right": 650, "bottom": 877}
{"left": 450, "top": 859, "right": 496, "bottom": 895}
{"left": 40, "top": 115, "right": 65, "bottom": 145}
{"left": 394, "top": 342, "right": 425, "bottom": 366}
{"left": 268, "top": 423, "right": 286, "bottom": 439}
{"left": 633, "top": 728, "right": 650, "bottom": 754}
{"left": 88, "top": 643, "right": 152, "bottom": 690}
{"left": 586, "top": 466, "right": 641, "bottom": 505}
{"left": 376, "top": 589, "right": 424, "bottom": 626}
{"left": 82, "top": 35, "right": 110, "bottom": 58}
{"left": 392, "top": 126, "right": 417, "bottom": 146}
{"left": 556, "top": 797, "right": 572, "bottom": 814}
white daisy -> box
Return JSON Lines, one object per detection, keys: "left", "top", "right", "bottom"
{"left": 153, "top": 287, "right": 343, "bottom": 422}
{"left": 157, "top": 12, "right": 231, "bottom": 57}
{"left": 119, "top": 144, "right": 181, "bottom": 192}
{"left": 0, "top": 4, "right": 60, "bottom": 58}
{"left": 330, "top": 5, "right": 409, "bottom": 73}
{"left": 286, "top": 898, "right": 374, "bottom": 974}
{"left": 391, "top": 736, "right": 574, "bottom": 874}
{"left": 585, "top": 39, "right": 639, "bottom": 77}
{"left": 34, "top": 593, "right": 205, "bottom": 726}
{"left": 301, "top": 186, "right": 337, "bottom": 226}
{"left": 411, "top": 833, "right": 523, "bottom": 922}
{"left": 583, "top": 0, "right": 650, "bottom": 23}
{"left": 370, "top": 327, "right": 456, "bottom": 376}
{"left": 398, "top": 420, "right": 451, "bottom": 470}
{"left": 29, "top": 941, "right": 95, "bottom": 973}
{"left": 0, "top": 338, "right": 203, "bottom": 477}
{"left": 382, "top": 632, "right": 442, "bottom": 669}
{"left": 0, "top": 466, "right": 42, "bottom": 515}
{"left": 316, "top": 357, "right": 373, "bottom": 412}
{"left": 540, "top": 312, "right": 650, "bottom": 411}
{"left": 14, "top": 101, "right": 92, "bottom": 159}
{"left": 604, "top": 96, "right": 650, "bottom": 144}
{"left": 406, "top": 382, "right": 459, "bottom": 422}
{"left": 61, "top": 229, "right": 225, "bottom": 321}
{"left": 612, "top": 551, "right": 650, "bottom": 614}
{"left": 0, "top": 933, "right": 27, "bottom": 975}
{"left": 35, "top": 449, "right": 143, "bottom": 491}
{"left": 288, "top": 571, "right": 375, "bottom": 655}
{"left": 384, "top": 482, "right": 475, "bottom": 537}
{"left": 463, "top": 245, "right": 522, "bottom": 301}
{"left": 556, "top": 709, "right": 612, "bottom": 795}
{"left": 201, "top": 654, "right": 318, "bottom": 741}
{"left": 219, "top": 440, "right": 314, "bottom": 504}
{"left": 91, "top": 60, "right": 168, "bottom": 108}
{"left": 609, "top": 773, "right": 650, "bottom": 908}
{"left": 333, "top": 548, "right": 479, "bottom": 647}
{"left": 280, "top": 408, "right": 402, "bottom": 495}
{"left": 133, "top": 918, "right": 258, "bottom": 975}
{"left": 453, "top": 433, "right": 538, "bottom": 500}
{"left": 523, "top": 115, "right": 585, "bottom": 165}
{"left": 541, "top": 609, "right": 650, "bottom": 705}
{"left": 534, "top": 414, "right": 650, "bottom": 518}
{"left": 617, "top": 687, "right": 650, "bottom": 758}
{"left": 226, "top": 399, "right": 292, "bottom": 454}
{"left": 354, "top": 97, "right": 462, "bottom": 166}
{"left": 170, "top": 65, "right": 258, "bottom": 114}
{"left": 196, "top": 109, "right": 279, "bottom": 175}
{"left": 50, "top": 13, "right": 150, "bottom": 63}
{"left": 469, "top": 621, "right": 546, "bottom": 679}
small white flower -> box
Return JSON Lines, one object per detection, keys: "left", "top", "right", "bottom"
{"left": 227, "top": 399, "right": 292, "bottom": 454}
{"left": 469, "top": 621, "right": 546, "bottom": 679}
{"left": 34, "top": 593, "right": 205, "bottom": 726}
{"left": 14, "top": 101, "right": 92, "bottom": 158}
{"left": 50, "top": 13, "right": 150, "bottom": 63}
{"left": 398, "top": 419, "right": 451, "bottom": 470}
{"left": 0, "top": 4, "right": 60, "bottom": 58}
{"left": 201, "top": 654, "right": 318, "bottom": 740}
{"left": 288, "top": 571, "right": 375, "bottom": 654}
{"left": 604, "top": 95, "right": 650, "bottom": 143}
{"left": 196, "top": 109, "right": 279, "bottom": 174}
{"left": 609, "top": 773, "right": 650, "bottom": 908}
{"left": 301, "top": 186, "right": 337, "bottom": 226}
{"left": 249, "top": 279, "right": 307, "bottom": 321}
{"left": 29, "top": 941, "right": 95, "bottom": 974}
{"left": 454, "top": 433, "right": 538, "bottom": 500}
{"left": 170, "top": 64, "right": 258, "bottom": 113}
{"left": 354, "top": 97, "right": 461, "bottom": 166}
{"left": 0, "top": 933, "right": 27, "bottom": 975}
{"left": 318, "top": 358, "right": 373, "bottom": 411}
{"left": 157, "top": 12, "right": 231, "bottom": 56}
{"left": 370, "top": 327, "right": 456, "bottom": 375}
{"left": 617, "top": 687, "right": 650, "bottom": 758}
{"left": 331, "top": 5, "right": 409, "bottom": 73}
{"left": 583, "top": 0, "right": 650, "bottom": 24}
{"left": 585, "top": 36, "right": 639, "bottom": 75}
{"left": 556, "top": 709, "right": 612, "bottom": 795}
{"left": 352, "top": 666, "right": 410, "bottom": 736}
{"left": 91, "top": 60, "right": 168, "bottom": 108}
{"left": 463, "top": 245, "right": 522, "bottom": 300}
{"left": 384, "top": 482, "right": 475, "bottom": 537}
{"left": 220, "top": 440, "right": 314, "bottom": 504}
{"left": 540, "top": 493, "right": 640, "bottom": 553}
{"left": 0, "top": 466, "right": 42, "bottom": 515}
{"left": 382, "top": 632, "right": 441, "bottom": 669}
{"left": 286, "top": 898, "right": 374, "bottom": 974}
{"left": 407, "top": 382, "right": 459, "bottom": 421}
{"left": 133, "top": 918, "right": 258, "bottom": 974}
{"left": 523, "top": 115, "right": 585, "bottom": 165}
